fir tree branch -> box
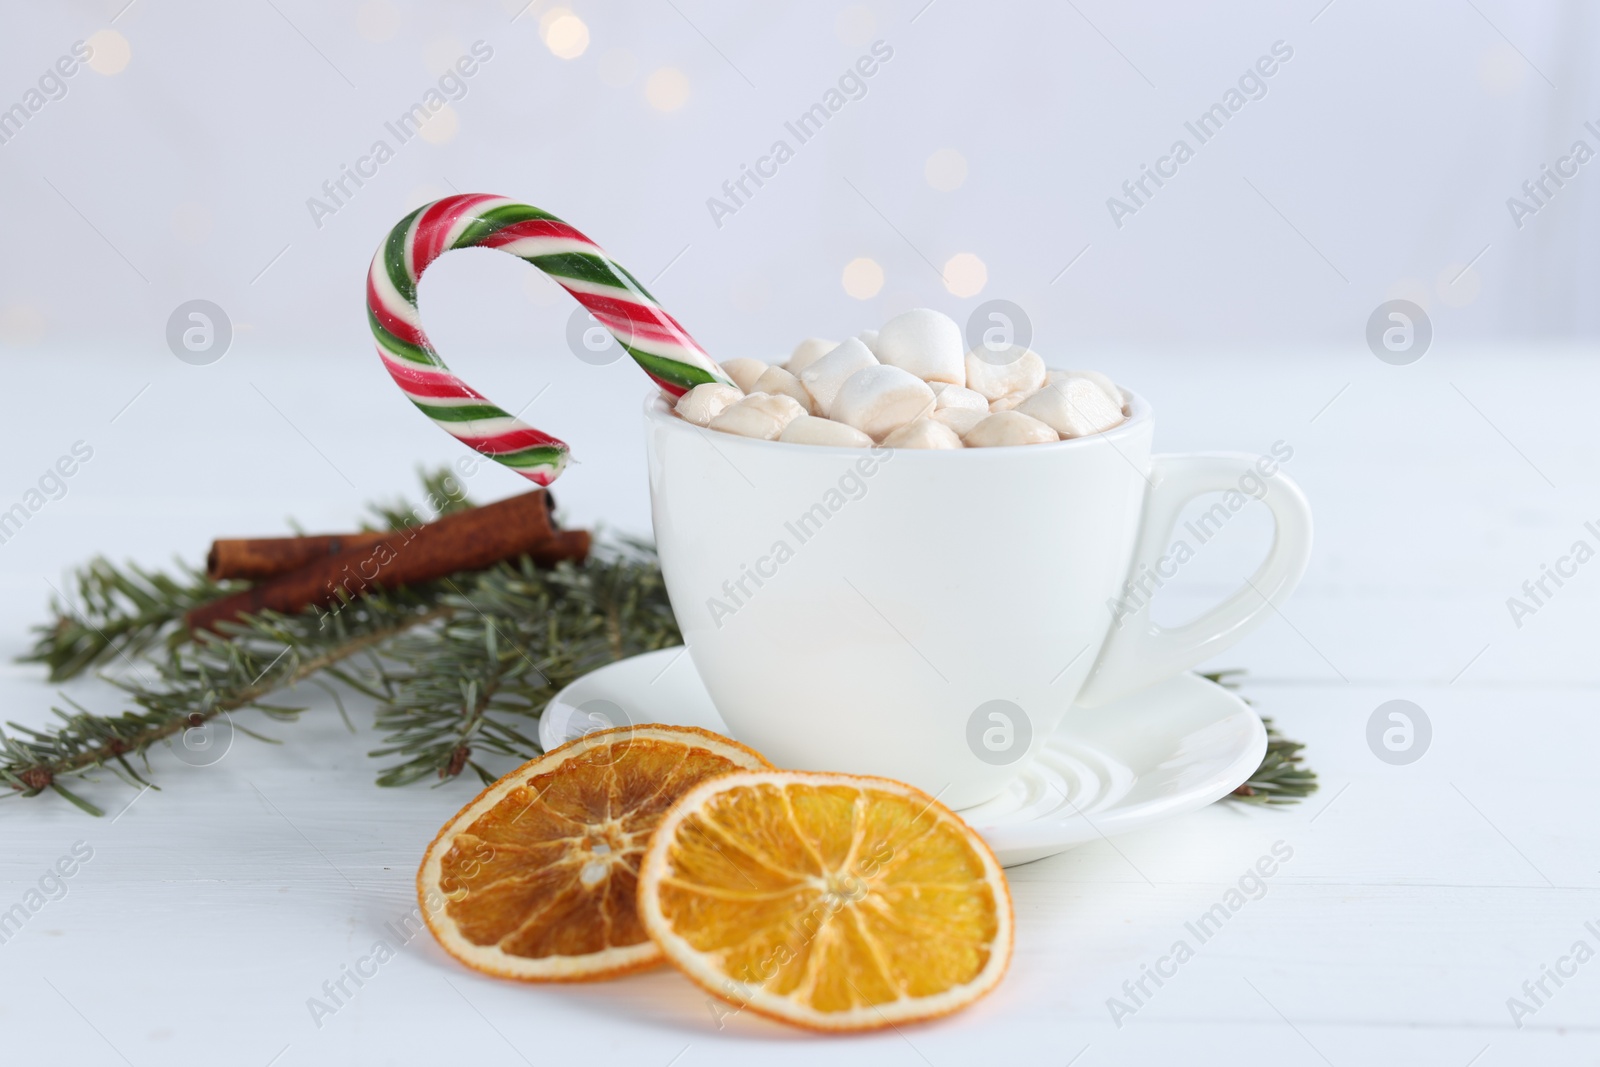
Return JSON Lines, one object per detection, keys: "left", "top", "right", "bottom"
{"left": 1200, "top": 670, "right": 1319, "bottom": 806}
{"left": 2, "top": 489, "right": 678, "bottom": 804}
{"left": 4, "top": 469, "right": 476, "bottom": 803}
{"left": 3, "top": 590, "right": 455, "bottom": 803}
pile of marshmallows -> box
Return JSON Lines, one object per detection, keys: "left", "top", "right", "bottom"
{"left": 673, "top": 309, "right": 1128, "bottom": 449}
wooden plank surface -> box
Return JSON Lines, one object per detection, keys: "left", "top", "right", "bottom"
{"left": 2, "top": 348, "right": 1596, "bottom": 1065}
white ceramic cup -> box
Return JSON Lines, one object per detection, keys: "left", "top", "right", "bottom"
{"left": 644, "top": 390, "right": 1312, "bottom": 809}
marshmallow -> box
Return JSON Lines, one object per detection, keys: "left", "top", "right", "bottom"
{"left": 674, "top": 382, "right": 745, "bottom": 427}
{"left": 798, "top": 338, "right": 878, "bottom": 416}
{"left": 778, "top": 415, "right": 874, "bottom": 448}
{"left": 1050, "top": 368, "right": 1125, "bottom": 409}
{"left": 1017, "top": 377, "right": 1126, "bottom": 438}
{"left": 931, "top": 383, "right": 988, "bottom": 412}
{"left": 857, "top": 329, "right": 880, "bottom": 355}
{"left": 785, "top": 338, "right": 836, "bottom": 376}
{"left": 965, "top": 347, "right": 1046, "bottom": 401}
{"left": 719, "top": 358, "right": 767, "bottom": 394}
{"left": 752, "top": 365, "right": 816, "bottom": 414}
{"left": 830, "top": 365, "right": 937, "bottom": 439}
{"left": 963, "top": 411, "right": 1059, "bottom": 447}
{"left": 933, "top": 406, "right": 987, "bottom": 437}
{"left": 988, "top": 390, "right": 1036, "bottom": 412}
{"left": 708, "top": 392, "right": 806, "bottom": 439}
{"left": 874, "top": 308, "right": 965, "bottom": 386}
{"left": 881, "top": 418, "right": 963, "bottom": 449}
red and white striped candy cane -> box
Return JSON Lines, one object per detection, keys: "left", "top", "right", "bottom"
{"left": 368, "top": 194, "right": 733, "bottom": 485}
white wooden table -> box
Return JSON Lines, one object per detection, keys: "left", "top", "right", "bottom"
{"left": 2, "top": 347, "right": 1596, "bottom": 1065}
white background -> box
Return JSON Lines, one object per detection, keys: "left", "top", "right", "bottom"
{"left": 1, "top": 1, "right": 1598, "bottom": 1065}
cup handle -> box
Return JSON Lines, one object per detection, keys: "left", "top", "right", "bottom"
{"left": 1074, "top": 453, "right": 1313, "bottom": 708}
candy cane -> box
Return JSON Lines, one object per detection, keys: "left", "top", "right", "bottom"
{"left": 367, "top": 194, "right": 733, "bottom": 486}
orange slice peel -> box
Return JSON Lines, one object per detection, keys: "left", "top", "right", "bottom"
{"left": 636, "top": 769, "right": 1013, "bottom": 1031}
{"left": 417, "top": 724, "right": 770, "bottom": 982}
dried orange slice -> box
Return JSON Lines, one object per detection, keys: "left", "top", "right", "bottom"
{"left": 637, "top": 770, "right": 1013, "bottom": 1031}
{"left": 417, "top": 724, "right": 769, "bottom": 982}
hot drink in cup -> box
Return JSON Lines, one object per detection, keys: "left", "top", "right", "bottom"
{"left": 648, "top": 309, "right": 1311, "bottom": 807}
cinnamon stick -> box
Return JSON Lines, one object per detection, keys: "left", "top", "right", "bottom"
{"left": 519, "top": 529, "right": 592, "bottom": 569}
{"left": 206, "top": 491, "right": 555, "bottom": 581}
{"left": 208, "top": 532, "right": 394, "bottom": 581}
{"left": 186, "top": 492, "right": 586, "bottom": 633}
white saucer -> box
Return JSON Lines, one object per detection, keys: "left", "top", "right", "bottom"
{"left": 540, "top": 648, "right": 1267, "bottom": 867}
